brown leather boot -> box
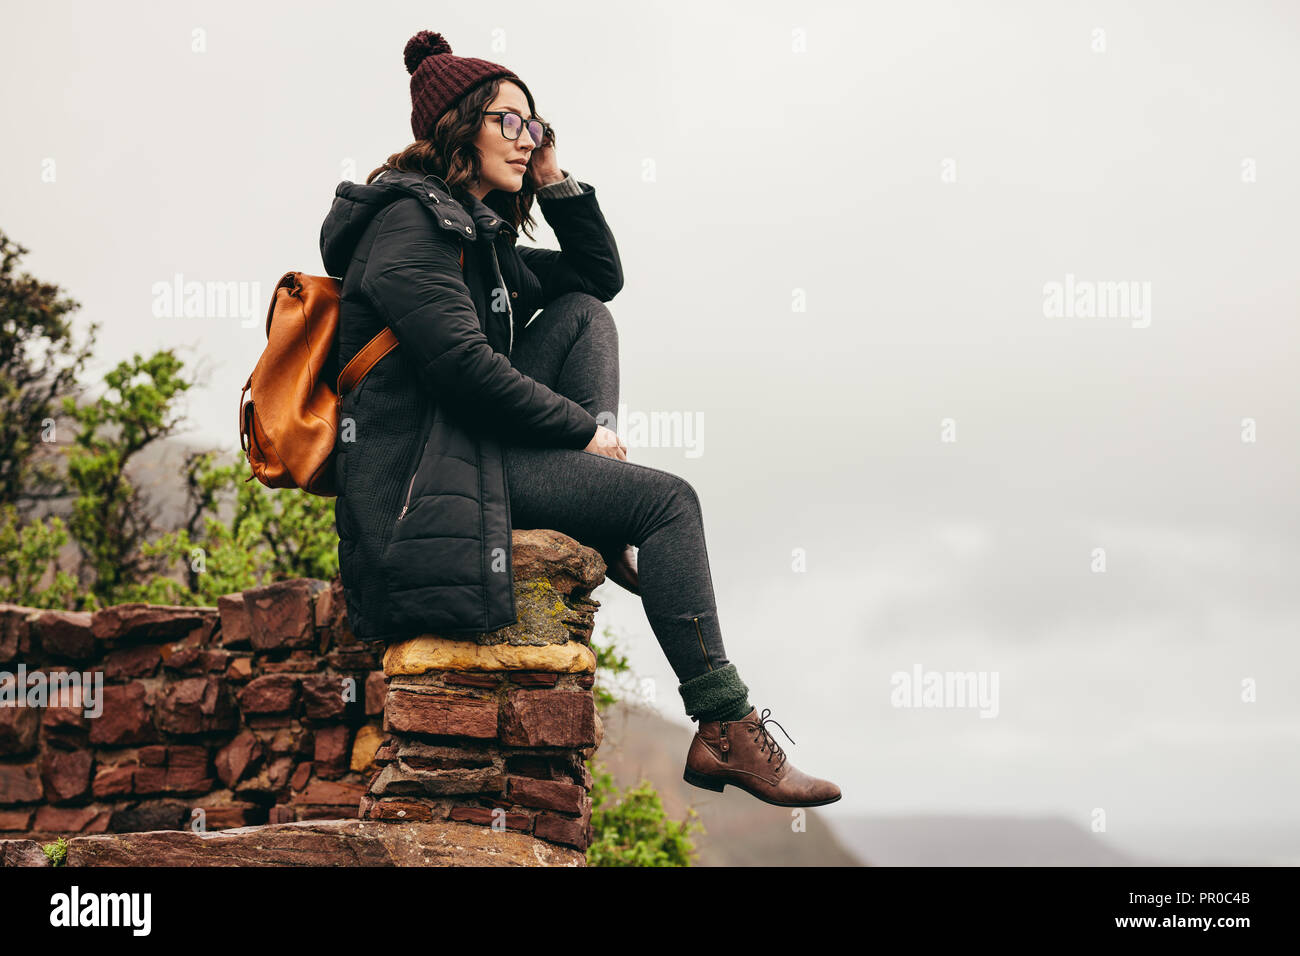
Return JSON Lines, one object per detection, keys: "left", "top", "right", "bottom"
{"left": 683, "top": 706, "right": 842, "bottom": 807}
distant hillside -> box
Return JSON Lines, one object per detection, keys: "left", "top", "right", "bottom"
{"left": 826, "top": 815, "right": 1156, "bottom": 866}
{"left": 593, "top": 699, "right": 863, "bottom": 867}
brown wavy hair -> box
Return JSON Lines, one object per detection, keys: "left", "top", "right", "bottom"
{"left": 365, "top": 76, "right": 551, "bottom": 242}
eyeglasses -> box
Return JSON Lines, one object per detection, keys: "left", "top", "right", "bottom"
{"left": 482, "top": 110, "right": 549, "bottom": 146}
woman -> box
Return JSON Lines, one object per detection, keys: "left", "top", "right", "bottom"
{"left": 320, "top": 30, "right": 840, "bottom": 808}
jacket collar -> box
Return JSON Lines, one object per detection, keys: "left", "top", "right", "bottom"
{"left": 372, "top": 167, "right": 518, "bottom": 243}
{"left": 460, "top": 190, "right": 519, "bottom": 241}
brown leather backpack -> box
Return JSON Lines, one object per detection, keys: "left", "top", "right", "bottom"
{"left": 239, "top": 246, "right": 464, "bottom": 497}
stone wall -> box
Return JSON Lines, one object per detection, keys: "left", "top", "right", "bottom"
{"left": 360, "top": 528, "right": 608, "bottom": 852}
{"left": 0, "top": 529, "right": 607, "bottom": 865}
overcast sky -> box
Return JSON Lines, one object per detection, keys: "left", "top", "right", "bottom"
{"left": 4, "top": 0, "right": 1298, "bottom": 863}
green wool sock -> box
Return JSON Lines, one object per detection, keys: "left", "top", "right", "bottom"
{"left": 678, "top": 663, "right": 753, "bottom": 724}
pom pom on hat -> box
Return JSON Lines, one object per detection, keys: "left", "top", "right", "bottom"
{"left": 404, "top": 30, "right": 453, "bottom": 75}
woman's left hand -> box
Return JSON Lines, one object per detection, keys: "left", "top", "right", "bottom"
{"left": 526, "top": 125, "right": 564, "bottom": 189}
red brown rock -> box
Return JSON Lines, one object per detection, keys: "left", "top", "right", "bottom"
{"left": 158, "top": 676, "right": 238, "bottom": 733}
{"left": 88, "top": 682, "right": 156, "bottom": 746}
{"left": 326, "top": 647, "right": 379, "bottom": 670}
{"left": 442, "top": 672, "right": 503, "bottom": 688}
{"left": 0, "top": 699, "right": 40, "bottom": 755}
{"left": 237, "top": 674, "right": 299, "bottom": 714}
{"left": 363, "top": 798, "right": 439, "bottom": 822}
{"left": 365, "top": 670, "right": 387, "bottom": 715}
{"left": 506, "top": 775, "right": 586, "bottom": 814}
{"left": 509, "top": 672, "right": 560, "bottom": 687}
{"left": 161, "top": 644, "right": 231, "bottom": 675}
{"left": 500, "top": 688, "right": 597, "bottom": 748}
{"left": 92, "top": 765, "right": 136, "bottom": 798}
{"left": 383, "top": 688, "right": 498, "bottom": 739}
{"left": 534, "top": 807, "right": 593, "bottom": 851}
{"left": 0, "top": 762, "right": 43, "bottom": 803}
{"left": 216, "top": 593, "right": 252, "bottom": 648}
{"left": 30, "top": 610, "right": 95, "bottom": 660}
{"left": 312, "top": 724, "right": 351, "bottom": 778}
{"left": 0, "top": 808, "right": 34, "bottom": 831}
{"left": 0, "top": 839, "right": 49, "bottom": 865}
{"left": 301, "top": 674, "right": 348, "bottom": 720}
{"left": 39, "top": 746, "right": 93, "bottom": 803}
{"left": 291, "top": 777, "right": 366, "bottom": 809}
{"left": 0, "top": 604, "right": 35, "bottom": 664}
{"left": 242, "top": 579, "right": 324, "bottom": 651}
{"left": 259, "top": 651, "right": 322, "bottom": 674}
{"left": 194, "top": 803, "right": 258, "bottom": 830}
{"left": 34, "top": 804, "right": 113, "bottom": 834}
{"left": 56, "top": 818, "right": 584, "bottom": 866}
{"left": 213, "top": 730, "right": 264, "bottom": 788}
{"left": 103, "top": 643, "right": 163, "bottom": 680}
{"left": 449, "top": 805, "right": 531, "bottom": 831}
{"left": 289, "top": 761, "right": 312, "bottom": 791}
{"left": 511, "top": 528, "right": 607, "bottom": 596}
{"left": 91, "top": 604, "right": 214, "bottom": 645}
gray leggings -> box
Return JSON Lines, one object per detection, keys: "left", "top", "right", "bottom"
{"left": 502, "top": 291, "right": 731, "bottom": 685}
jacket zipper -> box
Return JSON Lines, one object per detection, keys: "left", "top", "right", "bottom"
{"left": 489, "top": 238, "right": 515, "bottom": 357}
{"left": 397, "top": 412, "right": 434, "bottom": 521}
{"left": 397, "top": 468, "right": 418, "bottom": 521}
{"left": 398, "top": 231, "right": 506, "bottom": 523}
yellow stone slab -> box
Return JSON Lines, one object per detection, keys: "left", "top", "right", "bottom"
{"left": 350, "top": 723, "right": 385, "bottom": 773}
{"left": 383, "top": 636, "right": 597, "bottom": 677}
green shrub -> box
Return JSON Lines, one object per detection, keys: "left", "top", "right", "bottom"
{"left": 586, "top": 760, "right": 703, "bottom": 866}
{"left": 585, "top": 627, "right": 704, "bottom": 866}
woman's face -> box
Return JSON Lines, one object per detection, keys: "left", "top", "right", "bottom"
{"left": 470, "top": 80, "right": 538, "bottom": 199}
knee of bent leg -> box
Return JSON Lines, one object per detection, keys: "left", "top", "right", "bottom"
{"left": 667, "top": 475, "right": 702, "bottom": 515}
{"left": 550, "top": 289, "right": 610, "bottom": 315}
{"left": 641, "top": 474, "right": 702, "bottom": 537}
{"left": 550, "top": 291, "right": 617, "bottom": 340}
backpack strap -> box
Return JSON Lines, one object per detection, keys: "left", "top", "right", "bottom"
{"left": 336, "top": 245, "right": 466, "bottom": 397}
{"left": 337, "top": 327, "right": 399, "bottom": 396}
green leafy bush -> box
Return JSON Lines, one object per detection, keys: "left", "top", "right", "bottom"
{"left": 586, "top": 761, "right": 702, "bottom": 866}
{"left": 585, "top": 628, "right": 704, "bottom": 866}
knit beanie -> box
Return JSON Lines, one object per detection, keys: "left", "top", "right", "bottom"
{"left": 405, "top": 30, "right": 522, "bottom": 141}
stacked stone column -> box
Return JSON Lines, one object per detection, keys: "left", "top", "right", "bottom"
{"left": 359, "top": 529, "right": 607, "bottom": 854}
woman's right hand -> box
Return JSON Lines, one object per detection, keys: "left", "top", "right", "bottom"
{"left": 584, "top": 424, "right": 627, "bottom": 460}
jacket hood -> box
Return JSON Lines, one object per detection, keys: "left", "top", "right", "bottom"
{"left": 320, "top": 168, "right": 517, "bottom": 278}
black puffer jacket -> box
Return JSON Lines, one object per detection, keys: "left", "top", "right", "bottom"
{"left": 319, "top": 166, "right": 623, "bottom": 643}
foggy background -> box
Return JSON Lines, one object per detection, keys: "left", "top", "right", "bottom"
{"left": 3, "top": 0, "right": 1297, "bottom": 864}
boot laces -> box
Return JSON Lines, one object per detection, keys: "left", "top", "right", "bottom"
{"left": 745, "top": 707, "right": 795, "bottom": 773}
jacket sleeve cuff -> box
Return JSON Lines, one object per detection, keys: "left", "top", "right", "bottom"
{"left": 535, "top": 170, "right": 584, "bottom": 199}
